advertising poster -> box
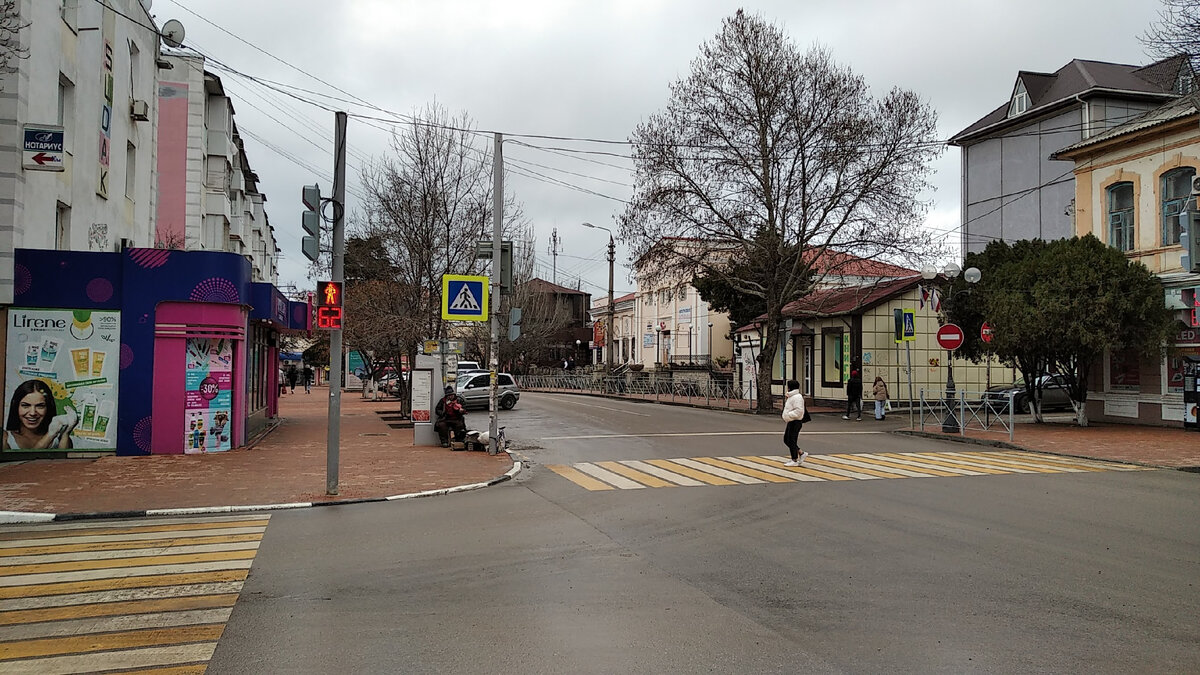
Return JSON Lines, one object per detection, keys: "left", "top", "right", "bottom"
{"left": 4, "top": 308, "right": 120, "bottom": 452}
{"left": 185, "top": 337, "right": 233, "bottom": 453}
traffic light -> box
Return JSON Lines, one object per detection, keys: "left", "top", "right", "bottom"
{"left": 315, "top": 280, "right": 343, "bottom": 330}
{"left": 301, "top": 184, "right": 321, "bottom": 262}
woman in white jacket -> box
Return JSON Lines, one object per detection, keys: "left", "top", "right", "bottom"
{"left": 780, "top": 379, "right": 808, "bottom": 466}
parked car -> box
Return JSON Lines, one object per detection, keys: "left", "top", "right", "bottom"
{"left": 983, "top": 374, "right": 1073, "bottom": 413}
{"left": 457, "top": 372, "right": 520, "bottom": 410}
{"left": 456, "top": 360, "right": 482, "bottom": 372}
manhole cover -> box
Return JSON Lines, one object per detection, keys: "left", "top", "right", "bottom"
{"left": 360, "top": 432, "right": 390, "bottom": 437}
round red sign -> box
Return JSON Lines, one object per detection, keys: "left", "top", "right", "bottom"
{"left": 980, "top": 321, "right": 994, "bottom": 344}
{"left": 936, "top": 323, "right": 965, "bottom": 351}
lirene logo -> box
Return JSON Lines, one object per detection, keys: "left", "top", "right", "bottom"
{"left": 11, "top": 314, "right": 67, "bottom": 329}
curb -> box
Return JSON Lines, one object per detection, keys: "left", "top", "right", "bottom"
{"left": 893, "top": 428, "right": 1198, "bottom": 471}
{"left": 0, "top": 452, "right": 523, "bottom": 525}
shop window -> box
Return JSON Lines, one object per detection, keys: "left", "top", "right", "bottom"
{"left": 1107, "top": 182, "right": 1134, "bottom": 252}
{"left": 822, "top": 328, "right": 843, "bottom": 388}
{"left": 1108, "top": 348, "right": 1140, "bottom": 393}
{"left": 1162, "top": 167, "right": 1196, "bottom": 246}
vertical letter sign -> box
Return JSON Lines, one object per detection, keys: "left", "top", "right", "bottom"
{"left": 316, "top": 280, "right": 343, "bottom": 329}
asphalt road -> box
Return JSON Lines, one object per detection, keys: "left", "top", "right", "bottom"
{"left": 209, "top": 392, "right": 1200, "bottom": 674}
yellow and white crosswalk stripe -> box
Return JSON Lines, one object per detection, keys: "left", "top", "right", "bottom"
{"left": 547, "top": 450, "right": 1150, "bottom": 491}
{"left": 0, "top": 514, "right": 269, "bottom": 674}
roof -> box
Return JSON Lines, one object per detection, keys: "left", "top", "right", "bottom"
{"left": 591, "top": 291, "right": 638, "bottom": 308}
{"left": 1051, "top": 95, "right": 1200, "bottom": 158}
{"left": 805, "top": 249, "right": 916, "bottom": 278}
{"left": 735, "top": 276, "right": 921, "bottom": 333}
{"left": 949, "top": 55, "right": 1188, "bottom": 145}
{"left": 525, "top": 278, "right": 589, "bottom": 296}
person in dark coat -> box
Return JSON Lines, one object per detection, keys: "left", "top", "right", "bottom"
{"left": 434, "top": 385, "right": 468, "bottom": 447}
{"left": 286, "top": 364, "right": 299, "bottom": 394}
{"left": 843, "top": 360, "right": 863, "bottom": 421}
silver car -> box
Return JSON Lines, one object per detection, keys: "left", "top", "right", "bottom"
{"left": 457, "top": 372, "right": 520, "bottom": 410}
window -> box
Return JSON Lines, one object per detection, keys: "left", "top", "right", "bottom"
{"left": 678, "top": 286, "right": 687, "bottom": 301}
{"left": 1162, "top": 167, "right": 1196, "bottom": 245}
{"left": 1107, "top": 182, "right": 1134, "bottom": 252}
{"left": 56, "top": 203, "right": 70, "bottom": 249}
{"left": 659, "top": 288, "right": 670, "bottom": 304}
{"left": 60, "top": 0, "right": 77, "bottom": 30}
{"left": 498, "top": 375, "right": 514, "bottom": 386}
{"left": 57, "top": 75, "right": 74, "bottom": 148}
{"left": 1008, "top": 80, "right": 1030, "bottom": 117}
{"left": 821, "top": 328, "right": 844, "bottom": 388}
{"left": 125, "top": 142, "right": 136, "bottom": 200}
{"left": 1176, "top": 66, "right": 1196, "bottom": 95}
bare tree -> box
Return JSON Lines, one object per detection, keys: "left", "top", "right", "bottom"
{"left": 0, "top": 1, "right": 27, "bottom": 84}
{"left": 1141, "top": 0, "right": 1200, "bottom": 67}
{"left": 619, "top": 11, "right": 942, "bottom": 412}
{"left": 351, "top": 102, "right": 524, "bottom": 396}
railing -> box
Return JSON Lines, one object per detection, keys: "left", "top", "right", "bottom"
{"left": 517, "top": 375, "right": 756, "bottom": 411}
{"left": 918, "top": 389, "right": 1016, "bottom": 442}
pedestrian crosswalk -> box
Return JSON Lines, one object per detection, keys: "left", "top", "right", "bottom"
{"left": 0, "top": 513, "right": 269, "bottom": 674}
{"left": 547, "top": 450, "right": 1151, "bottom": 491}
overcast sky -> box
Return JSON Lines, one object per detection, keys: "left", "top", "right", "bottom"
{"left": 158, "top": 0, "right": 1165, "bottom": 300}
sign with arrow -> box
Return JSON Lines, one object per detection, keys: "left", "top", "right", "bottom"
{"left": 22, "top": 125, "right": 64, "bottom": 172}
{"left": 441, "top": 274, "right": 489, "bottom": 321}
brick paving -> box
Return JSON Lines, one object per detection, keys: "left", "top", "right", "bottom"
{"left": 0, "top": 387, "right": 512, "bottom": 517}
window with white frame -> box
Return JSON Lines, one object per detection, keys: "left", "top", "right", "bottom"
{"left": 1107, "top": 182, "right": 1134, "bottom": 252}
{"left": 678, "top": 286, "right": 687, "bottom": 300}
{"left": 125, "top": 143, "right": 136, "bottom": 201}
{"left": 1008, "top": 80, "right": 1030, "bottom": 117}
{"left": 1162, "top": 167, "right": 1196, "bottom": 246}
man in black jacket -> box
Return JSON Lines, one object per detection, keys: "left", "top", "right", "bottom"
{"left": 434, "top": 385, "right": 467, "bottom": 447}
{"left": 843, "top": 360, "right": 863, "bottom": 421}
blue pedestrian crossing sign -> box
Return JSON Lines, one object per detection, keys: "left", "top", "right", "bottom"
{"left": 902, "top": 309, "right": 916, "bottom": 341}
{"left": 441, "top": 274, "right": 489, "bottom": 321}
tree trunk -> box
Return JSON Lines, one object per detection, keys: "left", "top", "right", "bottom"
{"left": 757, "top": 326, "right": 780, "bottom": 414}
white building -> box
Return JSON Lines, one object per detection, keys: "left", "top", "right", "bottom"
{"left": 157, "top": 55, "right": 278, "bottom": 283}
{"left": 0, "top": 0, "right": 162, "bottom": 302}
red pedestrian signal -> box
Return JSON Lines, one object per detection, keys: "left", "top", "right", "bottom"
{"left": 315, "top": 281, "right": 343, "bottom": 330}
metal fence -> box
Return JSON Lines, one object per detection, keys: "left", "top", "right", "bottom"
{"left": 918, "top": 389, "right": 1016, "bottom": 442}
{"left": 517, "top": 375, "right": 757, "bottom": 411}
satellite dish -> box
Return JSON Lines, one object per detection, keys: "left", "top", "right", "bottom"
{"left": 161, "top": 19, "right": 185, "bottom": 48}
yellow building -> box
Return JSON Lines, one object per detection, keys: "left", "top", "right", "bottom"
{"left": 1052, "top": 96, "right": 1199, "bottom": 425}
{"left": 735, "top": 275, "right": 1014, "bottom": 407}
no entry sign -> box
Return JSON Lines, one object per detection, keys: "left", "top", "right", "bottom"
{"left": 936, "top": 323, "right": 965, "bottom": 351}
{"left": 980, "top": 321, "right": 994, "bottom": 344}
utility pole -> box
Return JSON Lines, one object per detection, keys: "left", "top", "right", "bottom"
{"left": 606, "top": 234, "right": 614, "bottom": 375}
{"left": 326, "top": 111, "right": 347, "bottom": 495}
{"left": 548, "top": 228, "right": 561, "bottom": 284}
{"left": 488, "top": 133, "right": 502, "bottom": 455}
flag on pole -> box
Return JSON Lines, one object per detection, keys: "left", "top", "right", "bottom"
{"left": 931, "top": 288, "right": 942, "bottom": 314}
{"left": 919, "top": 285, "right": 929, "bottom": 309}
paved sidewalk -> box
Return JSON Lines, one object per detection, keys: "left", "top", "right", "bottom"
{"left": 897, "top": 419, "right": 1200, "bottom": 470}
{"left": 0, "top": 388, "right": 513, "bottom": 518}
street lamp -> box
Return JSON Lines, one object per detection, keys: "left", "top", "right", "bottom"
{"left": 582, "top": 222, "right": 615, "bottom": 377}
{"left": 654, "top": 325, "right": 662, "bottom": 366}
{"left": 921, "top": 262, "right": 981, "bottom": 433}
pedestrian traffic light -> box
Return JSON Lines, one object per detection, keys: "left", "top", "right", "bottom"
{"left": 315, "top": 280, "right": 343, "bottom": 330}
{"left": 301, "top": 184, "right": 321, "bottom": 262}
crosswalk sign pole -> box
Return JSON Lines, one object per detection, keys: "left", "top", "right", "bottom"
{"left": 488, "top": 133, "right": 502, "bottom": 455}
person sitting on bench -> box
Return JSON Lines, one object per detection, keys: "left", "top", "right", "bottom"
{"left": 434, "top": 385, "right": 467, "bottom": 448}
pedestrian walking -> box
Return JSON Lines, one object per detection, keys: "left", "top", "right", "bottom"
{"left": 843, "top": 362, "right": 863, "bottom": 421}
{"left": 303, "top": 366, "right": 313, "bottom": 394}
{"left": 872, "top": 375, "right": 890, "bottom": 420}
{"left": 278, "top": 366, "right": 287, "bottom": 396}
{"left": 781, "top": 379, "right": 810, "bottom": 466}
{"left": 286, "top": 365, "right": 298, "bottom": 394}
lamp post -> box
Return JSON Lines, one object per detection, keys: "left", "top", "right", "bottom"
{"left": 582, "top": 222, "right": 615, "bottom": 376}
{"left": 654, "top": 325, "right": 662, "bottom": 366}
{"left": 646, "top": 322, "right": 652, "bottom": 365}
{"left": 921, "top": 262, "right": 981, "bottom": 433}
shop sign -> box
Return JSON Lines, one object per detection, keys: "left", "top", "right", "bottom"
{"left": 4, "top": 308, "right": 120, "bottom": 452}
{"left": 185, "top": 338, "right": 233, "bottom": 453}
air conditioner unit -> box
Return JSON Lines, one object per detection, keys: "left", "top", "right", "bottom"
{"left": 1192, "top": 174, "right": 1200, "bottom": 195}
{"left": 130, "top": 99, "right": 149, "bottom": 122}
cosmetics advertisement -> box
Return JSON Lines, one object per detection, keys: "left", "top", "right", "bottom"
{"left": 184, "top": 337, "right": 233, "bottom": 453}
{"left": 4, "top": 308, "right": 120, "bottom": 452}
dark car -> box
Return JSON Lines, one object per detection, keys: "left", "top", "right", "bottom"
{"left": 457, "top": 372, "right": 520, "bottom": 410}
{"left": 983, "top": 374, "right": 1073, "bottom": 413}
